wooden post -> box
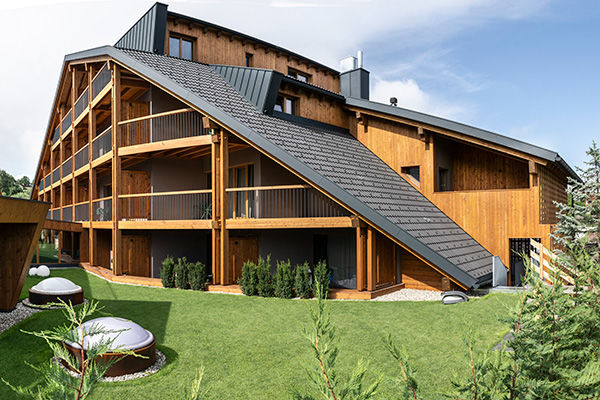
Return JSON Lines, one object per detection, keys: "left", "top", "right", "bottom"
{"left": 36, "top": 240, "right": 40, "bottom": 264}
{"left": 110, "top": 63, "right": 122, "bottom": 275}
{"left": 356, "top": 226, "right": 367, "bottom": 291}
{"left": 88, "top": 88, "right": 96, "bottom": 265}
{"left": 58, "top": 231, "right": 62, "bottom": 264}
{"left": 421, "top": 127, "right": 435, "bottom": 195}
{"left": 366, "top": 226, "right": 376, "bottom": 291}
{"left": 219, "top": 129, "right": 230, "bottom": 284}
{"left": 211, "top": 132, "right": 221, "bottom": 284}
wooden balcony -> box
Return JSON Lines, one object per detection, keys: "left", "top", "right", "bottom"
{"left": 74, "top": 144, "right": 89, "bottom": 173}
{"left": 92, "top": 197, "right": 112, "bottom": 221}
{"left": 61, "top": 108, "right": 73, "bottom": 138}
{"left": 91, "top": 63, "right": 111, "bottom": 101}
{"left": 118, "top": 109, "right": 210, "bottom": 156}
{"left": 92, "top": 126, "right": 112, "bottom": 164}
{"left": 61, "top": 157, "right": 72, "bottom": 179}
{"left": 73, "top": 87, "right": 89, "bottom": 124}
{"left": 74, "top": 202, "right": 89, "bottom": 221}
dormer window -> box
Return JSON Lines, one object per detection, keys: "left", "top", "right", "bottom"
{"left": 169, "top": 35, "right": 193, "bottom": 60}
{"left": 245, "top": 52, "right": 253, "bottom": 67}
{"left": 288, "top": 68, "right": 310, "bottom": 83}
{"left": 274, "top": 95, "right": 297, "bottom": 115}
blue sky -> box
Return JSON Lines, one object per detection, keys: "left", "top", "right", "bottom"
{"left": 0, "top": 0, "right": 597, "bottom": 178}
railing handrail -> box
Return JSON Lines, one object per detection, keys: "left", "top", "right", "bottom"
{"left": 74, "top": 143, "right": 89, "bottom": 157}
{"left": 118, "top": 189, "right": 211, "bottom": 198}
{"left": 92, "top": 196, "right": 112, "bottom": 203}
{"left": 118, "top": 108, "right": 195, "bottom": 126}
{"left": 91, "top": 63, "right": 108, "bottom": 83}
{"left": 225, "top": 184, "right": 310, "bottom": 193}
{"left": 61, "top": 108, "right": 73, "bottom": 123}
{"left": 92, "top": 126, "right": 112, "bottom": 144}
{"left": 75, "top": 86, "right": 89, "bottom": 105}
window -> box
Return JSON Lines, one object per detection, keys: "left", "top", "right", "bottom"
{"left": 245, "top": 52, "right": 253, "bottom": 67}
{"left": 274, "top": 95, "right": 297, "bottom": 115}
{"left": 288, "top": 68, "right": 310, "bottom": 83}
{"left": 401, "top": 166, "right": 420, "bottom": 183}
{"left": 438, "top": 168, "right": 449, "bottom": 192}
{"left": 169, "top": 35, "right": 193, "bottom": 60}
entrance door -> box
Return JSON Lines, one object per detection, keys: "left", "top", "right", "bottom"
{"left": 230, "top": 236, "right": 258, "bottom": 282}
{"left": 376, "top": 233, "right": 396, "bottom": 287}
{"left": 122, "top": 234, "right": 150, "bottom": 277}
{"left": 121, "top": 171, "right": 151, "bottom": 220}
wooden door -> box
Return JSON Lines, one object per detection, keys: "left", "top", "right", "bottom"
{"left": 122, "top": 234, "right": 150, "bottom": 277}
{"left": 376, "top": 233, "right": 396, "bottom": 287}
{"left": 230, "top": 236, "right": 258, "bottom": 282}
{"left": 121, "top": 171, "right": 151, "bottom": 220}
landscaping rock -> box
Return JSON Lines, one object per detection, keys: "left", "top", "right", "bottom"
{"left": 37, "top": 265, "right": 50, "bottom": 277}
{"left": 0, "top": 302, "right": 41, "bottom": 334}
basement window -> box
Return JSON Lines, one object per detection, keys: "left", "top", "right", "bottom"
{"left": 169, "top": 35, "right": 193, "bottom": 61}
{"left": 401, "top": 166, "right": 420, "bottom": 183}
{"left": 288, "top": 68, "right": 310, "bottom": 83}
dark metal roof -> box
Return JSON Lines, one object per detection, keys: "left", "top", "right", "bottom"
{"left": 346, "top": 97, "right": 580, "bottom": 181}
{"left": 115, "top": 2, "right": 168, "bottom": 54}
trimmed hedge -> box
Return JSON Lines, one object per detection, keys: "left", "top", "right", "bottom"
{"left": 161, "top": 256, "right": 176, "bottom": 288}
{"left": 275, "top": 260, "right": 294, "bottom": 299}
{"left": 174, "top": 257, "right": 189, "bottom": 290}
{"left": 313, "top": 260, "right": 330, "bottom": 299}
{"left": 256, "top": 256, "right": 274, "bottom": 297}
{"left": 294, "top": 262, "right": 311, "bottom": 299}
{"left": 188, "top": 261, "right": 208, "bottom": 291}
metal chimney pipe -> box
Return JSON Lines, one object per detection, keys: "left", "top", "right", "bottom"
{"left": 357, "top": 50, "right": 363, "bottom": 69}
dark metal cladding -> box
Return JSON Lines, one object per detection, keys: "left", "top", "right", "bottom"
{"left": 115, "top": 3, "right": 168, "bottom": 54}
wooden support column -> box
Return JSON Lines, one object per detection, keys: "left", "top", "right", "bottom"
{"left": 36, "top": 241, "right": 40, "bottom": 264}
{"left": 356, "top": 226, "right": 367, "bottom": 291}
{"left": 420, "top": 126, "right": 435, "bottom": 195}
{"left": 210, "top": 132, "right": 221, "bottom": 284}
{"left": 59, "top": 108, "right": 64, "bottom": 220}
{"left": 529, "top": 160, "right": 538, "bottom": 187}
{"left": 88, "top": 64, "right": 96, "bottom": 265}
{"left": 219, "top": 129, "right": 230, "bottom": 284}
{"left": 110, "top": 63, "right": 122, "bottom": 275}
{"left": 366, "top": 226, "right": 376, "bottom": 291}
{"left": 58, "top": 231, "right": 62, "bottom": 264}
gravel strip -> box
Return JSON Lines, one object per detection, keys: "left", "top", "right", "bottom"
{"left": 54, "top": 349, "right": 166, "bottom": 382}
{"left": 0, "top": 302, "right": 41, "bottom": 334}
{"left": 22, "top": 298, "right": 90, "bottom": 310}
{"left": 373, "top": 288, "right": 442, "bottom": 301}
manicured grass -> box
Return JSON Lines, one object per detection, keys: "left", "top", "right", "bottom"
{"left": 1, "top": 269, "right": 517, "bottom": 399}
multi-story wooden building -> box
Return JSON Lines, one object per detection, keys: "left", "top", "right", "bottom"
{"left": 31, "top": 3, "right": 578, "bottom": 296}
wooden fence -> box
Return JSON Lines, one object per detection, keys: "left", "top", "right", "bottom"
{"left": 529, "top": 239, "right": 575, "bottom": 285}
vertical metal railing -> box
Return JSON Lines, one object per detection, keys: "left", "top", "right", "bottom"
{"left": 44, "top": 173, "right": 51, "bottom": 188}
{"left": 62, "top": 206, "right": 73, "bottom": 222}
{"left": 52, "top": 167, "right": 61, "bottom": 183}
{"left": 92, "top": 126, "right": 112, "bottom": 160}
{"left": 92, "top": 63, "right": 111, "bottom": 99}
{"left": 119, "top": 109, "right": 208, "bottom": 147}
{"left": 74, "top": 87, "right": 89, "bottom": 121}
{"left": 52, "top": 125, "right": 61, "bottom": 145}
{"left": 52, "top": 209, "right": 61, "bottom": 220}
{"left": 61, "top": 109, "right": 72, "bottom": 134}
{"left": 74, "top": 144, "right": 89, "bottom": 171}
{"left": 74, "top": 202, "right": 89, "bottom": 221}
{"left": 118, "top": 190, "right": 212, "bottom": 221}
{"left": 92, "top": 197, "right": 112, "bottom": 221}
{"left": 62, "top": 157, "right": 72, "bottom": 179}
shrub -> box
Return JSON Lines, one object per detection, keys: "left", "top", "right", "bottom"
{"left": 294, "top": 262, "right": 311, "bottom": 299}
{"left": 175, "top": 257, "right": 190, "bottom": 289}
{"left": 256, "top": 255, "right": 274, "bottom": 297}
{"left": 313, "top": 260, "right": 330, "bottom": 299}
{"left": 239, "top": 261, "right": 258, "bottom": 296}
{"left": 275, "top": 260, "right": 294, "bottom": 299}
{"left": 188, "top": 261, "right": 207, "bottom": 291}
{"left": 161, "top": 256, "right": 176, "bottom": 288}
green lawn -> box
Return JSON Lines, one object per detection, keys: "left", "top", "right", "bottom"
{"left": 0, "top": 269, "right": 517, "bottom": 399}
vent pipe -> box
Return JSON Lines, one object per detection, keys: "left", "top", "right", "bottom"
{"left": 357, "top": 51, "right": 363, "bottom": 68}
{"left": 339, "top": 50, "right": 369, "bottom": 100}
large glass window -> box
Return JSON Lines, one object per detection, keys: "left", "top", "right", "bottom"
{"left": 169, "top": 37, "right": 180, "bottom": 58}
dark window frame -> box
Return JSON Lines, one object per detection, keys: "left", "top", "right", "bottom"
{"left": 401, "top": 166, "right": 420, "bottom": 184}
{"left": 288, "top": 67, "right": 310, "bottom": 83}
{"left": 274, "top": 94, "right": 298, "bottom": 115}
{"left": 245, "top": 52, "right": 254, "bottom": 67}
{"left": 168, "top": 33, "right": 194, "bottom": 61}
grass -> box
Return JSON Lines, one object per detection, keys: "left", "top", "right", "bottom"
{"left": 0, "top": 269, "right": 517, "bottom": 399}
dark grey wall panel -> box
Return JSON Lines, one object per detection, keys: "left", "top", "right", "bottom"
{"left": 115, "top": 3, "right": 168, "bottom": 54}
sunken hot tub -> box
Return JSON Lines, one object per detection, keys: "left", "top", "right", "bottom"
{"left": 29, "top": 277, "right": 84, "bottom": 306}
{"left": 63, "top": 317, "right": 156, "bottom": 377}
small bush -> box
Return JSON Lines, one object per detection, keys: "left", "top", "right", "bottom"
{"left": 161, "top": 256, "right": 176, "bottom": 288}
{"left": 313, "top": 260, "right": 330, "bottom": 299}
{"left": 188, "top": 261, "right": 207, "bottom": 291}
{"left": 175, "top": 257, "right": 190, "bottom": 289}
{"left": 294, "top": 262, "right": 311, "bottom": 299}
{"left": 239, "top": 261, "right": 258, "bottom": 296}
{"left": 275, "top": 260, "right": 294, "bottom": 299}
{"left": 256, "top": 255, "right": 274, "bottom": 297}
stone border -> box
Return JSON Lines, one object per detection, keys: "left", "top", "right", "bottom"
{"left": 22, "top": 298, "right": 89, "bottom": 310}
{"left": 54, "top": 349, "right": 166, "bottom": 382}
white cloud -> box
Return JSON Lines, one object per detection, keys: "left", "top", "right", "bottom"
{"left": 371, "top": 76, "right": 469, "bottom": 120}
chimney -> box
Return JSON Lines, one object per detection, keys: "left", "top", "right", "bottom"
{"left": 339, "top": 51, "right": 369, "bottom": 100}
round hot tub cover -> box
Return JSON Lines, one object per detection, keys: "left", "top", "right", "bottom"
{"left": 66, "top": 317, "right": 154, "bottom": 351}
{"left": 30, "top": 277, "right": 82, "bottom": 295}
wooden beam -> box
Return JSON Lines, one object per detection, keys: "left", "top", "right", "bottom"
{"left": 219, "top": 129, "right": 230, "bottom": 284}
{"left": 118, "top": 220, "right": 212, "bottom": 230}
{"left": 225, "top": 217, "right": 357, "bottom": 229}
{"left": 366, "top": 226, "right": 376, "bottom": 291}
{"left": 211, "top": 128, "right": 220, "bottom": 284}
{"left": 356, "top": 226, "right": 367, "bottom": 291}
{"left": 118, "top": 135, "right": 212, "bottom": 156}
{"left": 111, "top": 63, "right": 122, "bottom": 275}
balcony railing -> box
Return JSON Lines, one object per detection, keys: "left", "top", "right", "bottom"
{"left": 75, "top": 202, "right": 89, "bottom": 221}
{"left": 119, "top": 190, "right": 212, "bottom": 221}
{"left": 92, "top": 126, "right": 112, "bottom": 160}
{"left": 46, "top": 210, "right": 51, "bottom": 220}
{"left": 62, "top": 206, "right": 73, "bottom": 222}
{"left": 74, "top": 87, "right": 89, "bottom": 121}
{"left": 61, "top": 109, "right": 72, "bottom": 134}
{"left": 92, "top": 63, "right": 111, "bottom": 99}
{"left": 52, "top": 125, "right": 60, "bottom": 145}
{"left": 92, "top": 197, "right": 112, "bottom": 221}
{"left": 52, "top": 167, "right": 60, "bottom": 184}
{"left": 52, "top": 208, "right": 60, "bottom": 220}
{"left": 74, "top": 144, "right": 89, "bottom": 171}
{"left": 226, "top": 185, "right": 349, "bottom": 219}
{"left": 44, "top": 173, "right": 51, "bottom": 188}
{"left": 119, "top": 109, "right": 208, "bottom": 147}
{"left": 62, "top": 157, "right": 72, "bottom": 179}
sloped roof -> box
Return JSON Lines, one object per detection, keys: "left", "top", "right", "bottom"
{"left": 346, "top": 97, "right": 579, "bottom": 181}
{"left": 62, "top": 46, "right": 493, "bottom": 288}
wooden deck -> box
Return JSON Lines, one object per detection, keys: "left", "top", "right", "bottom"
{"left": 79, "top": 263, "right": 405, "bottom": 299}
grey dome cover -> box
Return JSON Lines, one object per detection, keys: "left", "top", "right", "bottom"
{"left": 30, "top": 277, "right": 82, "bottom": 295}
{"left": 66, "top": 317, "right": 154, "bottom": 351}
